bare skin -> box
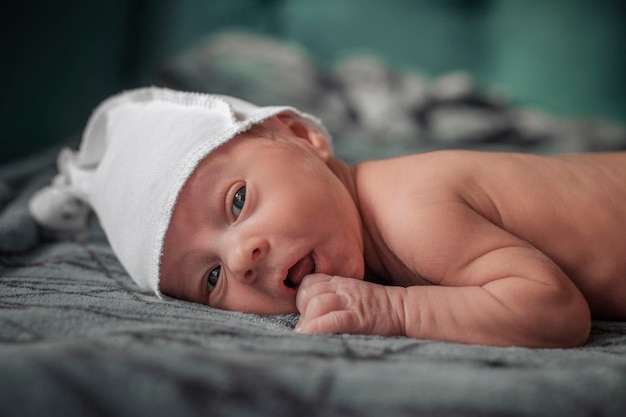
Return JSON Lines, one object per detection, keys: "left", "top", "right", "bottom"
{"left": 161, "top": 114, "right": 626, "bottom": 348}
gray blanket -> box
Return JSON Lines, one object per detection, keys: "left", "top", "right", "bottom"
{"left": 3, "top": 224, "right": 626, "bottom": 417}
{"left": 2, "top": 32, "right": 626, "bottom": 417}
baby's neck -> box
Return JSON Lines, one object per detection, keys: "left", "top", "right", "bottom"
{"left": 326, "top": 157, "right": 355, "bottom": 197}
{"left": 326, "top": 157, "right": 386, "bottom": 282}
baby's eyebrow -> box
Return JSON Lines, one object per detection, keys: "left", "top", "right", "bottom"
{"left": 172, "top": 249, "right": 212, "bottom": 304}
{"left": 186, "top": 158, "right": 227, "bottom": 217}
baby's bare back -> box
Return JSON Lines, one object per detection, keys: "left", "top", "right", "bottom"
{"left": 358, "top": 151, "right": 626, "bottom": 319}
{"left": 472, "top": 152, "right": 626, "bottom": 318}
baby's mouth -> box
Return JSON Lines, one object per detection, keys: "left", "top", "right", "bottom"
{"left": 284, "top": 254, "right": 316, "bottom": 289}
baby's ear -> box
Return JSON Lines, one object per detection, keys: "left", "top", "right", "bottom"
{"left": 276, "top": 113, "right": 330, "bottom": 161}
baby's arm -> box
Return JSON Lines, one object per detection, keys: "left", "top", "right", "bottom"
{"left": 296, "top": 203, "right": 591, "bottom": 347}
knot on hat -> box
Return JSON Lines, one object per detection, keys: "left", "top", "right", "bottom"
{"left": 28, "top": 148, "right": 91, "bottom": 239}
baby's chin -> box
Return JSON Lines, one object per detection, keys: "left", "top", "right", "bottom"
{"left": 322, "top": 253, "right": 366, "bottom": 282}
{"left": 231, "top": 297, "right": 299, "bottom": 316}
{"left": 264, "top": 305, "right": 299, "bottom": 316}
{"left": 340, "top": 260, "right": 367, "bottom": 281}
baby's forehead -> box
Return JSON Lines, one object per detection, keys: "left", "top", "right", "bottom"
{"left": 175, "top": 114, "right": 305, "bottom": 211}
{"left": 190, "top": 119, "right": 281, "bottom": 173}
{"left": 178, "top": 131, "right": 260, "bottom": 197}
{"left": 193, "top": 131, "right": 255, "bottom": 172}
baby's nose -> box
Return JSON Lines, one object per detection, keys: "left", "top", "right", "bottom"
{"left": 227, "top": 237, "right": 268, "bottom": 284}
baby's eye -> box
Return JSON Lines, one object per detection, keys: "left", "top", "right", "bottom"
{"left": 207, "top": 266, "right": 221, "bottom": 292}
{"left": 232, "top": 186, "right": 246, "bottom": 217}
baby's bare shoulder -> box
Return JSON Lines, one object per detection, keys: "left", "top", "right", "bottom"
{"left": 354, "top": 150, "right": 626, "bottom": 292}
{"left": 356, "top": 150, "right": 626, "bottom": 207}
{"left": 355, "top": 150, "right": 503, "bottom": 202}
{"left": 354, "top": 151, "right": 499, "bottom": 283}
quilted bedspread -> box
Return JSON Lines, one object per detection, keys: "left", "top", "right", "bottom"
{"left": 3, "top": 224, "right": 626, "bottom": 416}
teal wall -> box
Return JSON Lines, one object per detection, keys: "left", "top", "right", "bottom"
{"left": 2, "top": 2, "right": 134, "bottom": 164}
{"left": 486, "top": 1, "right": 626, "bottom": 122}
{"left": 281, "top": 0, "right": 626, "bottom": 121}
{"left": 0, "top": 0, "right": 281, "bottom": 164}
{"left": 2, "top": 0, "right": 625, "bottom": 163}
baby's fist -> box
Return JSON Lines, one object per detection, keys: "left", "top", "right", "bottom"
{"left": 294, "top": 274, "right": 406, "bottom": 336}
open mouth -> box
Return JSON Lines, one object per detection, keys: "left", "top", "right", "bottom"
{"left": 283, "top": 254, "right": 316, "bottom": 289}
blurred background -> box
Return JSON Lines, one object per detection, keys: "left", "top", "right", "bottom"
{"left": 2, "top": 0, "right": 625, "bottom": 164}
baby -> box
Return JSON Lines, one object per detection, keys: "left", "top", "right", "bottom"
{"left": 30, "top": 87, "right": 626, "bottom": 348}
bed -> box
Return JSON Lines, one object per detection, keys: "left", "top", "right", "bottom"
{"left": 2, "top": 32, "right": 626, "bottom": 417}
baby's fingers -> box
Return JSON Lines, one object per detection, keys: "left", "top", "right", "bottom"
{"left": 298, "top": 292, "right": 346, "bottom": 319}
{"left": 295, "top": 273, "right": 336, "bottom": 313}
{"left": 295, "top": 274, "right": 351, "bottom": 334}
{"left": 296, "top": 310, "right": 359, "bottom": 335}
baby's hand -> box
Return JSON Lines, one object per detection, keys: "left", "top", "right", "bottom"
{"left": 294, "top": 274, "right": 406, "bottom": 336}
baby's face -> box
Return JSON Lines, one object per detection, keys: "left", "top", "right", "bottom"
{"left": 160, "top": 116, "right": 365, "bottom": 314}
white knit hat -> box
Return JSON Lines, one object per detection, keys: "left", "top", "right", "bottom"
{"left": 29, "top": 87, "right": 330, "bottom": 296}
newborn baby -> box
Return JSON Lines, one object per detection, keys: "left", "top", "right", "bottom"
{"left": 30, "top": 87, "right": 626, "bottom": 348}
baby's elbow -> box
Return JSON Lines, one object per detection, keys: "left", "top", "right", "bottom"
{"left": 551, "top": 290, "right": 591, "bottom": 348}
{"left": 572, "top": 298, "right": 592, "bottom": 347}
{"left": 561, "top": 307, "right": 591, "bottom": 348}
{"left": 523, "top": 283, "right": 591, "bottom": 348}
